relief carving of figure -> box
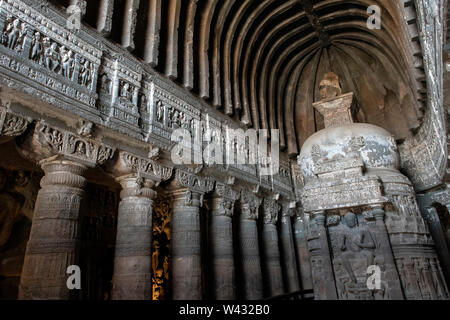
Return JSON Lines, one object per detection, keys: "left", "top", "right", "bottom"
{"left": 156, "top": 101, "right": 164, "bottom": 123}
{"left": 339, "top": 212, "right": 376, "bottom": 283}
{"left": 31, "top": 32, "right": 44, "bottom": 64}
{"left": 44, "top": 42, "right": 60, "bottom": 72}
{"left": 100, "top": 74, "right": 111, "bottom": 94}
{"left": 119, "top": 82, "right": 135, "bottom": 109}
{"left": 59, "top": 46, "right": 74, "bottom": 79}
{"left": 79, "top": 60, "right": 92, "bottom": 86}
{"left": 5, "top": 18, "right": 24, "bottom": 51}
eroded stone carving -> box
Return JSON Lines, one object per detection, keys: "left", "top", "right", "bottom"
{"left": 19, "top": 121, "right": 115, "bottom": 167}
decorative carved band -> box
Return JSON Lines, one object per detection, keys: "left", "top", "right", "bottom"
{"left": 115, "top": 151, "right": 173, "bottom": 182}
{"left": 23, "top": 120, "right": 115, "bottom": 167}
{"left": 174, "top": 169, "right": 215, "bottom": 194}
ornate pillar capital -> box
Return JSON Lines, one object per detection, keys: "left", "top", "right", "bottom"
{"left": 19, "top": 120, "right": 115, "bottom": 168}
{"left": 281, "top": 201, "right": 296, "bottom": 217}
{"left": 0, "top": 107, "right": 31, "bottom": 144}
{"left": 115, "top": 175, "right": 157, "bottom": 200}
{"left": 262, "top": 198, "right": 281, "bottom": 225}
{"left": 111, "top": 151, "right": 173, "bottom": 184}
{"left": 240, "top": 189, "right": 262, "bottom": 220}
{"left": 211, "top": 182, "right": 239, "bottom": 217}
{"left": 169, "top": 169, "right": 214, "bottom": 206}
{"left": 172, "top": 169, "right": 215, "bottom": 193}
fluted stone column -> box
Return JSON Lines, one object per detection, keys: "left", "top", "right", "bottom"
{"left": 210, "top": 183, "right": 238, "bottom": 300}
{"left": 170, "top": 170, "right": 214, "bottom": 300}
{"left": 239, "top": 190, "right": 263, "bottom": 300}
{"left": 279, "top": 203, "right": 300, "bottom": 293}
{"left": 19, "top": 159, "right": 87, "bottom": 300}
{"left": 261, "top": 198, "right": 284, "bottom": 297}
{"left": 111, "top": 176, "right": 156, "bottom": 300}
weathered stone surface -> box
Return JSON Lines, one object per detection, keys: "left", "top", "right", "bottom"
{"left": 19, "top": 159, "right": 87, "bottom": 300}
{"left": 209, "top": 183, "right": 238, "bottom": 300}
{"left": 279, "top": 203, "right": 300, "bottom": 293}
{"left": 0, "top": 0, "right": 448, "bottom": 302}
{"left": 261, "top": 198, "right": 284, "bottom": 297}
{"left": 238, "top": 190, "right": 263, "bottom": 300}
{"left": 111, "top": 176, "right": 155, "bottom": 300}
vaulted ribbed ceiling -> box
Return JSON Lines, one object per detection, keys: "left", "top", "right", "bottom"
{"left": 52, "top": 0, "right": 426, "bottom": 157}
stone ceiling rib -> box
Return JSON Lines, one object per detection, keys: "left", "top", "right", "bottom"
{"left": 45, "top": 0, "right": 427, "bottom": 157}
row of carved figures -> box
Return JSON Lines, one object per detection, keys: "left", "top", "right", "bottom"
{"left": 1, "top": 17, "right": 94, "bottom": 89}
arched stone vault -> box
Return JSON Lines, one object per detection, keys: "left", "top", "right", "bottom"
{"left": 0, "top": 0, "right": 448, "bottom": 301}
{"left": 72, "top": 0, "right": 427, "bottom": 157}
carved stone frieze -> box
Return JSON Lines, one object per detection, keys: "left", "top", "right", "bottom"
{"left": 262, "top": 198, "right": 280, "bottom": 225}
{"left": 145, "top": 81, "right": 201, "bottom": 146}
{"left": 112, "top": 151, "right": 173, "bottom": 183}
{"left": 20, "top": 120, "right": 115, "bottom": 167}
{"left": 211, "top": 182, "right": 239, "bottom": 217}
{"left": 240, "top": 189, "right": 262, "bottom": 220}
{"left": 0, "top": 0, "right": 102, "bottom": 113}
{"left": 0, "top": 107, "right": 30, "bottom": 140}
{"left": 302, "top": 175, "right": 387, "bottom": 213}
{"left": 172, "top": 169, "right": 214, "bottom": 195}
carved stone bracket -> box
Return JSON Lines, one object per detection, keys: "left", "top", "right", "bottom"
{"left": 240, "top": 189, "right": 262, "bottom": 220}
{"left": 280, "top": 201, "right": 296, "bottom": 223}
{"left": 212, "top": 182, "right": 239, "bottom": 217}
{"left": 19, "top": 120, "right": 115, "bottom": 167}
{"left": 0, "top": 107, "right": 31, "bottom": 143}
{"left": 112, "top": 151, "right": 173, "bottom": 183}
{"left": 263, "top": 198, "right": 281, "bottom": 225}
{"left": 173, "top": 169, "right": 215, "bottom": 194}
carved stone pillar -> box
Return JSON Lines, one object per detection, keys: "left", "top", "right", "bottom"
{"left": 239, "top": 190, "right": 263, "bottom": 300}
{"left": 210, "top": 183, "right": 238, "bottom": 300}
{"left": 170, "top": 170, "right": 214, "bottom": 300}
{"left": 111, "top": 176, "right": 156, "bottom": 300}
{"left": 309, "top": 211, "right": 337, "bottom": 300}
{"left": 421, "top": 205, "right": 450, "bottom": 287}
{"left": 279, "top": 203, "right": 300, "bottom": 293}
{"left": 108, "top": 151, "right": 172, "bottom": 300}
{"left": 261, "top": 198, "right": 284, "bottom": 297}
{"left": 369, "top": 205, "right": 404, "bottom": 299}
{"left": 293, "top": 206, "right": 313, "bottom": 291}
{"left": 19, "top": 159, "right": 87, "bottom": 299}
